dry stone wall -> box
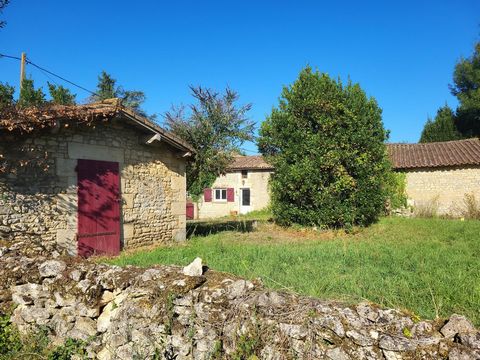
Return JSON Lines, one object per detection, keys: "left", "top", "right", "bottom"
{"left": 0, "top": 243, "right": 479, "bottom": 360}
{"left": 0, "top": 119, "right": 186, "bottom": 254}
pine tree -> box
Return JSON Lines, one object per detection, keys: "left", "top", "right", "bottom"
{"left": 47, "top": 83, "right": 76, "bottom": 105}
{"left": 17, "top": 78, "right": 46, "bottom": 108}
{"left": 94, "top": 71, "right": 117, "bottom": 100}
{"left": 90, "top": 71, "right": 148, "bottom": 117}
{"left": 450, "top": 42, "right": 480, "bottom": 137}
{"left": 419, "top": 105, "right": 460, "bottom": 143}
{"left": 0, "top": 82, "right": 15, "bottom": 109}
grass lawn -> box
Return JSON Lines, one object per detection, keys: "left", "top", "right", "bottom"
{"left": 108, "top": 217, "right": 480, "bottom": 325}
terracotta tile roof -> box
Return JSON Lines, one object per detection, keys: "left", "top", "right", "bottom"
{"left": 387, "top": 138, "right": 480, "bottom": 169}
{"left": 0, "top": 99, "right": 194, "bottom": 153}
{"left": 227, "top": 155, "right": 274, "bottom": 171}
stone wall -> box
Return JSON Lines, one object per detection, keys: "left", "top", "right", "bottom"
{"left": 196, "top": 169, "right": 272, "bottom": 219}
{"left": 0, "top": 244, "right": 479, "bottom": 359}
{"left": 0, "top": 118, "right": 186, "bottom": 254}
{"left": 403, "top": 166, "right": 480, "bottom": 216}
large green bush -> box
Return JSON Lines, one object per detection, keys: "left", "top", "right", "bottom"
{"left": 258, "top": 67, "right": 391, "bottom": 227}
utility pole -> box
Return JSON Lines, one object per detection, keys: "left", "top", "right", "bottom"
{"left": 19, "top": 52, "right": 26, "bottom": 91}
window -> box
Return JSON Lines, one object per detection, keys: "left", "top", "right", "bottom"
{"left": 214, "top": 188, "right": 227, "bottom": 201}
{"left": 241, "top": 170, "right": 248, "bottom": 179}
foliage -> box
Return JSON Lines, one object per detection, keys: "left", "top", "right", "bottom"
{"left": 0, "top": 0, "right": 9, "bottom": 28}
{"left": 47, "top": 82, "right": 76, "bottom": 105}
{"left": 0, "top": 314, "right": 22, "bottom": 356}
{"left": 0, "top": 82, "right": 14, "bottom": 109}
{"left": 258, "top": 66, "right": 391, "bottom": 228}
{"left": 0, "top": 314, "right": 87, "bottom": 359}
{"left": 450, "top": 42, "right": 480, "bottom": 137}
{"left": 384, "top": 171, "right": 407, "bottom": 211}
{"left": 47, "top": 338, "right": 87, "bottom": 360}
{"left": 110, "top": 217, "right": 480, "bottom": 326}
{"left": 165, "top": 86, "right": 255, "bottom": 199}
{"left": 419, "top": 105, "right": 461, "bottom": 143}
{"left": 90, "top": 71, "right": 149, "bottom": 117}
{"left": 18, "top": 78, "right": 46, "bottom": 108}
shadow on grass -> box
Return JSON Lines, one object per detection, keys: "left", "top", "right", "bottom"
{"left": 186, "top": 219, "right": 258, "bottom": 238}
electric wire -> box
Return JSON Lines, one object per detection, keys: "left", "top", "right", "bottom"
{"left": 0, "top": 53, "right": 98, "bottom": 96}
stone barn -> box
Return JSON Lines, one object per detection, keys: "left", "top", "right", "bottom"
{"left": 388, "top": 138, "right": 480, "bottom": 216}
{"left": 0, "top": 100, "right": 193, "bottom": 257}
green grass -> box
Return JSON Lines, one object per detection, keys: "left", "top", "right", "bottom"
{"left": 108, "top": 217, "right": 480, "bottom": 325}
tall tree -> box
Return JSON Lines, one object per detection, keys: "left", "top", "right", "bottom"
{"left": 165, "top": 86, "right": 255, "bottom": 199}
{"left": 419, "top": 105, "right": 460, "bottom": 143}
{"left": 0, "top": 0, "right": 9, "bottom": 28}
{"left": 48, "top": 82, "right": 76, "bottom": 105}
{"left": 90, "top": 71, "right": 148, "bottom": 116}
{"left": 0, "top": 82, "right": 14, "bottom": 109}
{"left": 258, "top": 67, "right": 391, "bottom": 228}
{"left": 17, "top": 78, "right": 46, "bottom": 108}
{"left": 93, "top": 71, "right": 116, "bottom": 100}
{"left": 450, "top": 41, "right": 480, "bottom": 137}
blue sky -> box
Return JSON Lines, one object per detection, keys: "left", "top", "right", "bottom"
{"left": 1, "top": 1, "right": 479, "bottom": 153}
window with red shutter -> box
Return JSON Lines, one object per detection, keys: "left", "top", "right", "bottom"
{"left": 227, "top": 188, "right": 235, "bottom": 202}
{"left": 204, "top": 188, "right": 212, "bottom": 202}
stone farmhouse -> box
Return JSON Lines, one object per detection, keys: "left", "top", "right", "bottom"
{"left": 190, "top": 155, "right": 274, "bottom": 219}
{"left": 194, "top": 138, "right": 480, "bottom": 219}
{"left": 0, "top": 100, "right": 194, "bottom": 257}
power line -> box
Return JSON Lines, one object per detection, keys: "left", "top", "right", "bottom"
{"left": 0, "top": 53, "right": 98, "bottom": 96}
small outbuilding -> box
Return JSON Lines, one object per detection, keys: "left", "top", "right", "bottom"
{"left": 0, "top": 100, "right": 194, "bottom": 256}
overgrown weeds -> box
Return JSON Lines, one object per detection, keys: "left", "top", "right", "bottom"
{"left": 0, "top": 314, "right": 88, "bottom": 360}
{"left": 414, "top": 196, "right": 439, "bottom": 218}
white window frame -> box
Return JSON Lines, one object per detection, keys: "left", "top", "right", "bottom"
{"left": 214, "top": 188, "right": 227, "bottom": 202}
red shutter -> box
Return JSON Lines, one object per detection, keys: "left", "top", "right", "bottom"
{"left": 204, "top": 188, "right": 212, "bottom": 202}
{"left": 227, "top": 188, "right": 235, "bottom": 202}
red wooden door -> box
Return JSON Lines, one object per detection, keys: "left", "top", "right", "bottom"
{"left": 186, "top": 202, "right": 194, "bottom": 220}
{"left": 77, "top": 159, "right": 121, "bottom": 257}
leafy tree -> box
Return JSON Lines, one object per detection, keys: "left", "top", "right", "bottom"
{"left": 90, "top": 71, "right": 148, "bottom": 116}
{"left": 258, "top": 67, "right": 391, "bottom": 228}
{"left": 165, "top": 86, "right": 255, "bottom": 199}
{"left": 47, "top": 82, "right": 76, "bottom": 105}
{"left": 0, "top": 0, "right": 9, "bottom": 29}
{"left": 0, "top": 82, "right": 14, "bottom": 109}
{"left": 450, "top": 41, "right": 480, "bottom": 137}
{"left": 17, "top": 78, "right": 46, "bottom": 108}
{"left": 419, "top": 105, "right": 460, "bottom": 143}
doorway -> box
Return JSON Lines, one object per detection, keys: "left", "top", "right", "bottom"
{"left": 240, "top": 188, "right": 251, "bottom": 214}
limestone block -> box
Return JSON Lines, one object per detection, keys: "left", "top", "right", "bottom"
{"left": 55, "top": 158, "right": 77, "bottom": 177}
{"left": 56, "top": 229, "right": 77, "bottom": 256}
{"left": 122, "top": 194, "right": 134, "bottom": 209}
{"left": 171, "top": 201, "right": 186, "bottom": 216}
{"left": 68, "top": 142, "right": 125, "bottom": 163}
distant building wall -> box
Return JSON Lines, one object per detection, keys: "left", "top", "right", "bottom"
{"left": 403, "top": 166, "right": 480, "bottom": 216}
{"left": 196, "top": 169, "right": 272, "bottom": 219}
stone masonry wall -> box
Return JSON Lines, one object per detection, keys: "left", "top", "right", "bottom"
{"left": 403, "top": 166, "right": 480, "bottom": 216}
{"left": 0, "top": 244, "right": 479, "bottom": 359}
{"left": 0, "top": 118, "right": 186, "bottom": 254}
